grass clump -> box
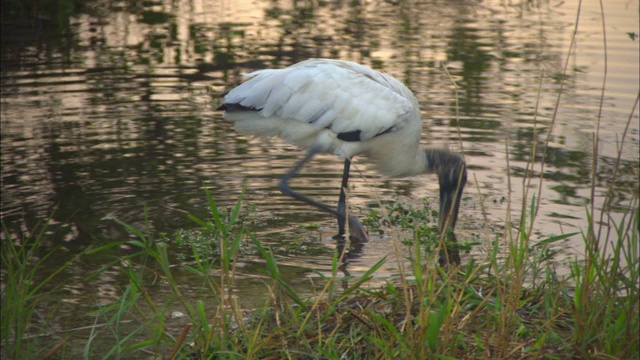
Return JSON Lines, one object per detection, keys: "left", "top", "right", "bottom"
{"left": 2, "top": 184, "right": 637, "bottom": 359}
{"left": 1, "top": 221, "right": 80, "bottom": 359}
{"left": 86, "top": 194, "right": 640, "bottom": 358}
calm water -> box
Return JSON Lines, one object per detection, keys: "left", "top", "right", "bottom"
{"left": 1, "top": 0, "right": 638, "bottom": 333}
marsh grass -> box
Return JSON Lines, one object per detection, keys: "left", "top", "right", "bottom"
{"left": 0, "top": 220, "right": 78, "bottom": 359}
{"left": 3, "top": 180, "right": 636, "bottom": 358}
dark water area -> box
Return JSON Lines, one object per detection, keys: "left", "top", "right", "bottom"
{"left": 1, "top": 0, "right": 638, "bottom": 333}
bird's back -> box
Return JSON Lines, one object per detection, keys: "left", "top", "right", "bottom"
{"left": 220, "top": 59, "right": 424, "bottom": 175}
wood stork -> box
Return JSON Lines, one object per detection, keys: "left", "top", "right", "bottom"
{"left": 218, "top": 58, "right": 467, "bottom": 265}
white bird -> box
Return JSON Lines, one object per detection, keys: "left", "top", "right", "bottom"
{"left": 218, "top": 58, "right": 467, "bottom": 265}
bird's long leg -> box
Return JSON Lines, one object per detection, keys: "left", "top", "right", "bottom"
{"left": 335, "top": 159, "right": 351, "bottom": 238}
{"left": 278, "top": 147, "right": 334, "bottom": 213}
{"left": 278, "top": 148, "right": 369, "bottom": 242}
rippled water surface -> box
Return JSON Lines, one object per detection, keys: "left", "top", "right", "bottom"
{"left": 1, "top": 0, "right": 639, "bottom": 335}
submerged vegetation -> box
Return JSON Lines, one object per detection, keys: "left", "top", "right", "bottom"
{"left": 1, "top": 182, "right": 638, "bottom": 358}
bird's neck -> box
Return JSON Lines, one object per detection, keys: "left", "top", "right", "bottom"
{"left": 391, "top": 147, "right": 444, "bottom": 177}
{"left": 422, "top": 147, "right": 444, "bottom": 175}
{"left": 421, "top": 147, "right": 463, "bottom": 176}
{"left": 389, "top": 147, "right": 429, "bottom": 177}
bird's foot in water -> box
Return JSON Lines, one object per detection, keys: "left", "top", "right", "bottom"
{"left": 348, "top": 215, "right": 370, "bottom": 242}
{"left": 333, "top": 215, "right": 369, "bottom": 243}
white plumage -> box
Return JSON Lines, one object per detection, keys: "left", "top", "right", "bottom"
{"left": 223, "top": 59, "right": 425, "bottom": 177}
{"left": 219, "top": 58, "right": 467, "bottom": 265}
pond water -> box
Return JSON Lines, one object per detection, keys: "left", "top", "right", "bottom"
{"left": 1, "top": 0, "right": 638, "bottom": 337}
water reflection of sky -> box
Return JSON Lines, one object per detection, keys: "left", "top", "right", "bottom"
{"left": 1, "top": 0, "right": 638, "bottom": 281}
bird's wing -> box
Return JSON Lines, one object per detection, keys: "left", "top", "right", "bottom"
{"left": 223, "top": 59, "right": 418, "bottom": 142}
